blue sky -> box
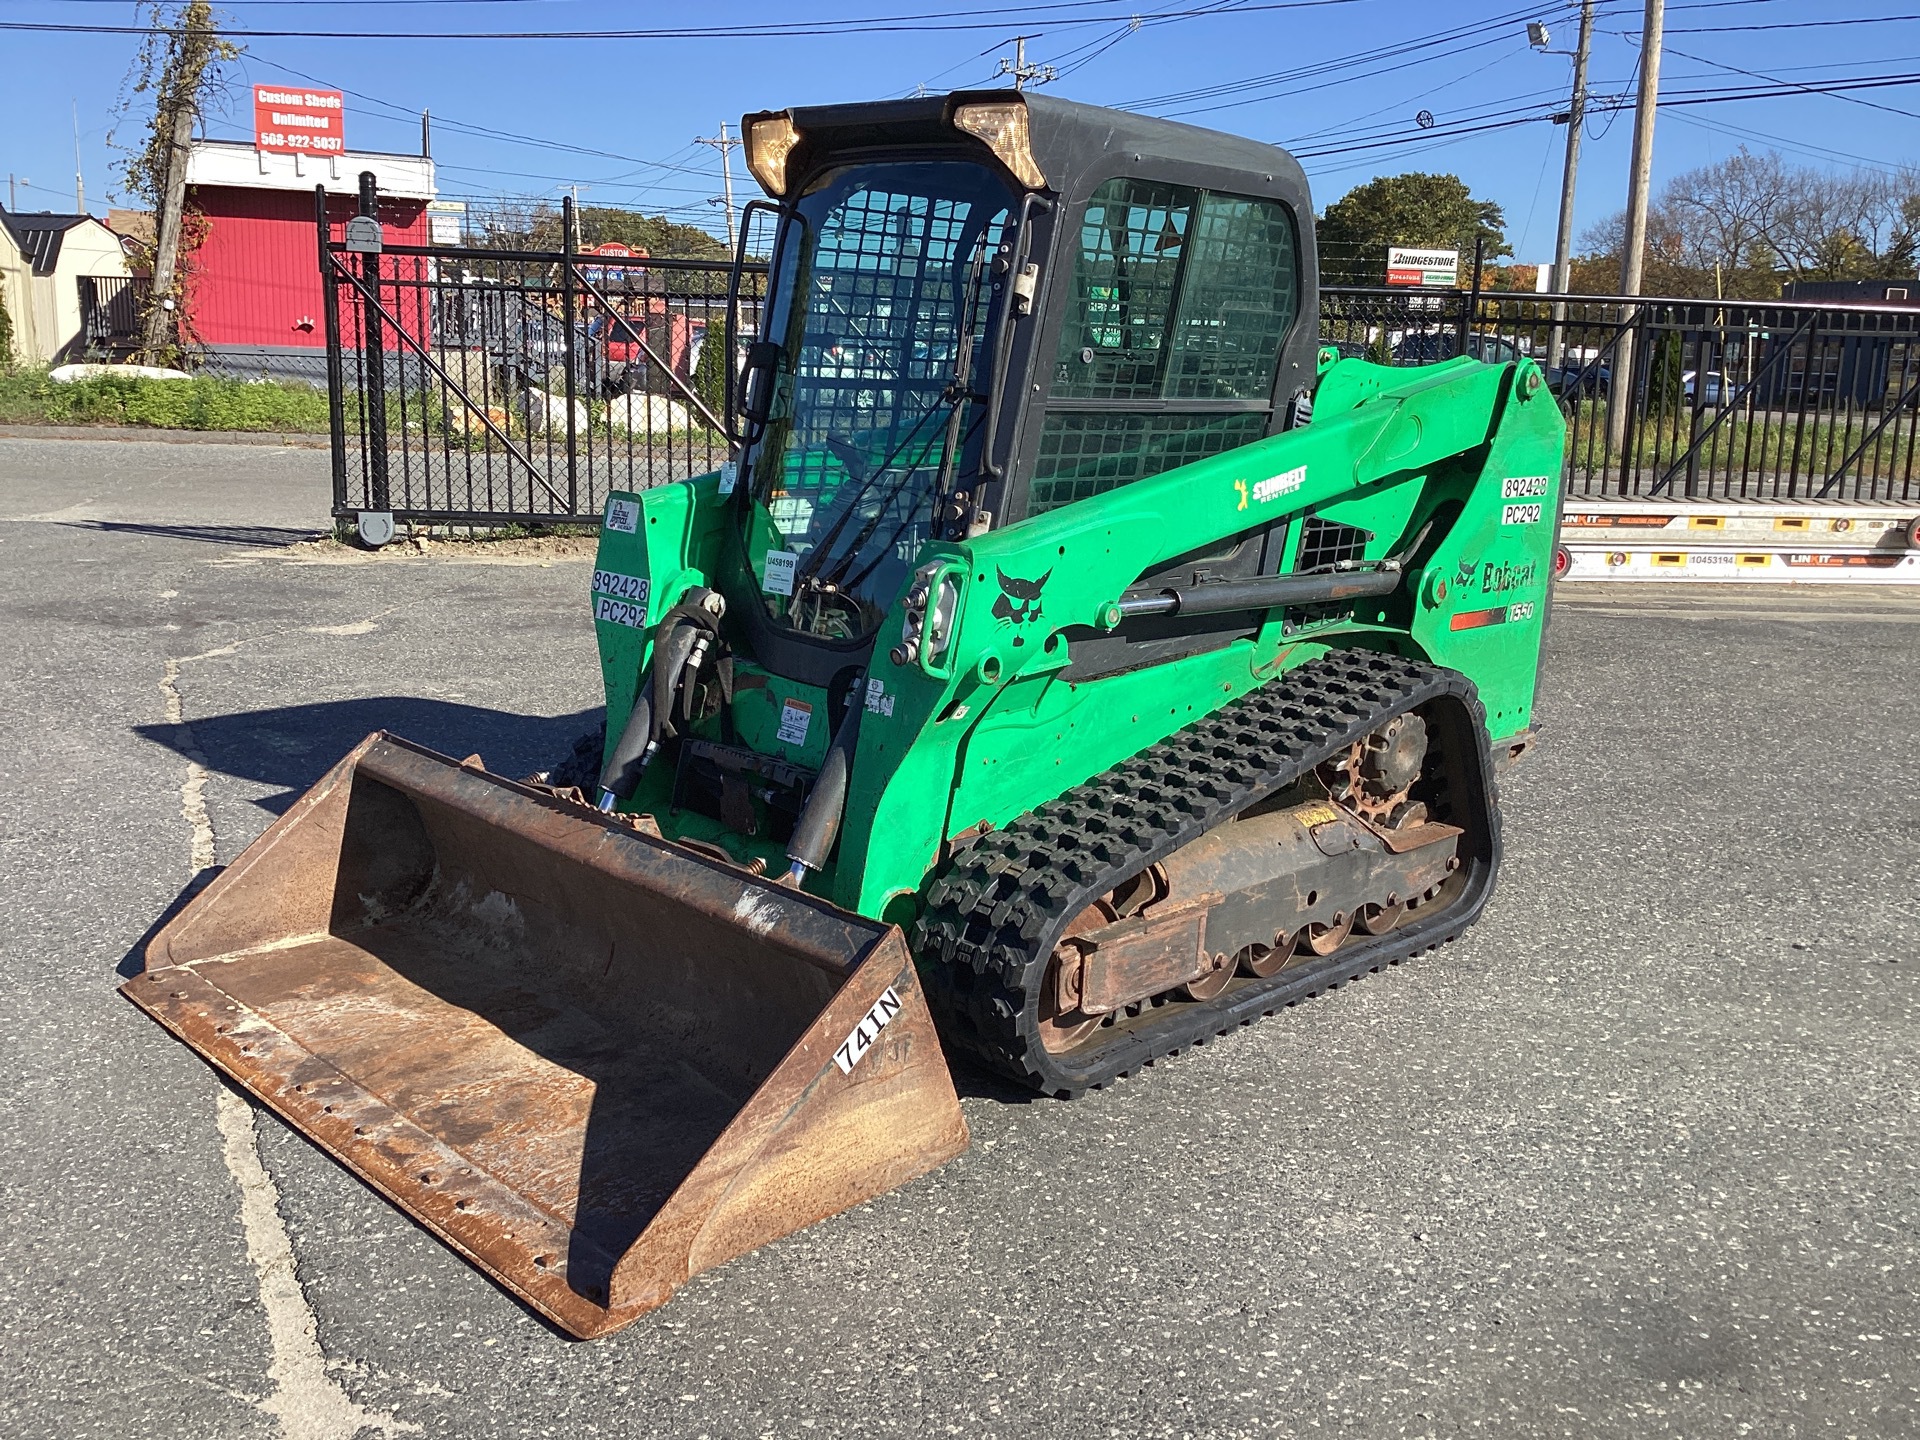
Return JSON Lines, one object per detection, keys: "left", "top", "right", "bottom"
{"left": 4, "top": 0, "right": 1917, "bottom": 262}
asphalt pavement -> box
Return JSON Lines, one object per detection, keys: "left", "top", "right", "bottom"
{"left": 2, "top": 434, "right": 1916, "bottom": 1439}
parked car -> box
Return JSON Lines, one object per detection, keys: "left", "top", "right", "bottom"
{"left": 1391, "top": 331, "right": 1525, "bottom": 367}
{"left": 1547, "top": 361, "right": 1609, "bottom": 399}
{"left": 1682, "top": 369, "right": 1728, "bottom": 405}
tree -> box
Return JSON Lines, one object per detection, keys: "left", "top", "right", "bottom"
{"left": 1573, "top": 148, "right": 1920, "bottom": 299}
{"left": 1316, "top": 173, "right": 1510, "bottom": 285}
{"left": 1647, "top": 329, "right": 1685, "bottom": 417}
{"left": 690, "top": 314, "right": 727, "bottom": 426}
{"left": 573, "top": 207, "right": 728, "bottom": 261}
{"left": 466, "top": 199, "right": 727, "bottom": 261}
{"left": 115, "top": 1, "right": 239, "bottom": 364}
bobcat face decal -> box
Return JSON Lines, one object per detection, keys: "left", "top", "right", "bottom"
{"left": 992, "top": 567, "right": 1052, "bottom": 646}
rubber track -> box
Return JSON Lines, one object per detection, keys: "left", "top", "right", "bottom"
{"left": 914, "top": 650, "right": 1502, "bottom": 1098}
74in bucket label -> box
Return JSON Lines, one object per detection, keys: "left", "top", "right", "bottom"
{"left": 833, "top": 986, "right": 903, "bottom": 1074}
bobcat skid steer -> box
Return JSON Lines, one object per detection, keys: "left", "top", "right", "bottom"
{"left": 126, "top": 91, "right": 1565, "bottom": 1337}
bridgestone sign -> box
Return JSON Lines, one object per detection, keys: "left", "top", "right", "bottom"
{"left": 1386, "top": 246, "right": 1459, "bottom": 288}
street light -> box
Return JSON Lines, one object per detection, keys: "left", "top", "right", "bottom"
{"left": 1527, "top": 21, "right": 1552, "bottom": 49}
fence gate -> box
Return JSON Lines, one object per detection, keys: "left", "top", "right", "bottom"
{"left": 321, "top": 179, "right": 759, "bottom": 529}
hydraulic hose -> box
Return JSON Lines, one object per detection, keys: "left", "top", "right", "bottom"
{"left": 597, "top": 685, "right": 656, "bottom": 811}
{"left": 784, "top": 691, "right": 865, "bottom": 884}
{"left": 597, "top": 619, "right": 701, "bottom": 810}
{"left": 1109, "top": 565, "right": 1402, "bottom": 621}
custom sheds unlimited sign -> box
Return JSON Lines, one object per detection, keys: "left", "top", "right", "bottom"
{"left": 253, "top": 86, "right": 345, "bottom": 154}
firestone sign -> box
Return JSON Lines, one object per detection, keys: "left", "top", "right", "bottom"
{"left": 253, "top": 86, "right": 345, "bottom": 155}
{"left": 1385, "top": 245, "right": 1459, "bottom": 288}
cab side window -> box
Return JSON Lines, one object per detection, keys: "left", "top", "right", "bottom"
{"left": 1028, "top": 178, "right": 1300, "bottom": 515}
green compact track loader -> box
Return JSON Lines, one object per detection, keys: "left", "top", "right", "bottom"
{"left": 127, "top": 92, "right": 1565, "bottom": 1337}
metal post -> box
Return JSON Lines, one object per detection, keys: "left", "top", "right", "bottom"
{"left": 359, "top": 171, "right": 390, "bottom": 513}
{"left": 1684, "top": 327, "right": 1707, "bottom": 498}
{"left": 562, "top": 193, "right": 579, "bottom": 518}
{"left": 316, "top": 185, "right": 349, "bottom": 515}
{"left": 1547, "top": 0, "right": 1594, "bottom": 371}
{"left": 1458, "top": 237, "right": 1484, "bottom": 356}
{"left": 1610, "top": 0, "right": 1667, "bottom": 456}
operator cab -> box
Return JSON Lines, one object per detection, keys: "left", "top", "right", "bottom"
{"left": 724, "top": 92, "right": 1321, "bottom": 683}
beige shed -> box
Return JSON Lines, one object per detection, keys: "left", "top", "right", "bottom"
{"left": 0, "top": 207, "right": 136, "bottom": 364}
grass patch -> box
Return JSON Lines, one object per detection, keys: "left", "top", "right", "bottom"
{"left": 0, "top": 367, "right": 333, "bottom": 433}
{"left": 1562, "top": 397, "right": 1920, "bottom": 479}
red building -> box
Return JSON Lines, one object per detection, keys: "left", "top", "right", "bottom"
{"left": 182, "top": 139, "right": 436, "bottom": 381}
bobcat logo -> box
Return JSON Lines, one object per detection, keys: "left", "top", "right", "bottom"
{"left": 992, "top": 566, "right": 1051, "bottom": 646}
{"left": 1455, "top": 555, "right": 1478, "bottom": 590}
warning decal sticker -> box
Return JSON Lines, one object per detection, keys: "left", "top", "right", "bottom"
{"left": 776, "top": 697, "right": 813, "bottom": 747}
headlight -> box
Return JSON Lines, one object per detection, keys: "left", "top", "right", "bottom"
{"left": 952, "top": 100, "right": 1046, "bottom": 189}
{"left": 744, "top": 114, "right": 802, "bottom": 197}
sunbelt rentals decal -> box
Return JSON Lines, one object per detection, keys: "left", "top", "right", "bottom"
{"left": 1235, "top": 465, "right": 1308, "bottom": 509}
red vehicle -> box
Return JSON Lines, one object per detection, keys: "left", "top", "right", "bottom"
{"left": 594, "top": 302, "right": 696, "bottom": 396}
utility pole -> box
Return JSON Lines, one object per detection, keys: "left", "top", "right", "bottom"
{"left": 695, "top": 122, "right": 741, "bottom": 252}
{"left": 1610, "top": 0, "right": 1667, "bottom": 453}
{"left": 139, "top": 0, "right": 230, "bottom": 364}
{"left": 73, "top": 101, "right": 86, "bottom": 213}
{"left": 1542, "top": 0, "right": 1594, "bottom": 370}
{"left": 996, "top": 36, "right": 1057, "bottom": 90}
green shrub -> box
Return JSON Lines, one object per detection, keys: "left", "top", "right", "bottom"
{"left": 0, "top": 368, "right": 331, "bottom": 431}
{"left": 691, "top": 321, "right": 728, "bottom": 426}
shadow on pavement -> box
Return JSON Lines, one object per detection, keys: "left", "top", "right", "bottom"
{"left": 136, "top": 697, "right": 603, "bottom": 813}
{"left": 115, "top": 866, "right": 227, "bottom": 979}
{"left": 61, "top": 519, "right": 324, "bottom": 548}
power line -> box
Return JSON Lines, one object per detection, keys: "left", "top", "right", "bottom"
{"left": 1284, "top": 45, "right": 1540, "bottom": 143}
{"left": 0, "top": 1, "right": 1369, "bottom": 42}
{"left": 1118, "top": 3, "right": 1562, "bottom": 109}
{"left": 1661, "top": 11, "right": 1920, "bottom": 33}
{"left": 242, "top": 55, "right": 720, "bottom": 179}
{"left": 1284, "top": 69, "right": 1920, "bottom": 162}
{"left": 1113, "top": 0, "right": 1783, "bottom": 112}
{"left": 1662, "top": 108, "right": 1911, "bottom": 174}
{"left": 1658, "top": 43, "right": 1920, "bottom": 120}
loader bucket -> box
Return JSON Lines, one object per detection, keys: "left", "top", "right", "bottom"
{"left": 123, "top": 733, "right": 968, "bottom": 1338}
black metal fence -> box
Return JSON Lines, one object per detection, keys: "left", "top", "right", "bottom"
{"left": 1322, "top": 285, "right": 1920, "bottom": 504}
{"left": 322, "top": 185, "right": 760, "bottom": 525}
{"left": 76, "top": 275, "right": 149, "bottom": 359}
{"left": 323, "top": 212, "right": 1920, "bottom": 525}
